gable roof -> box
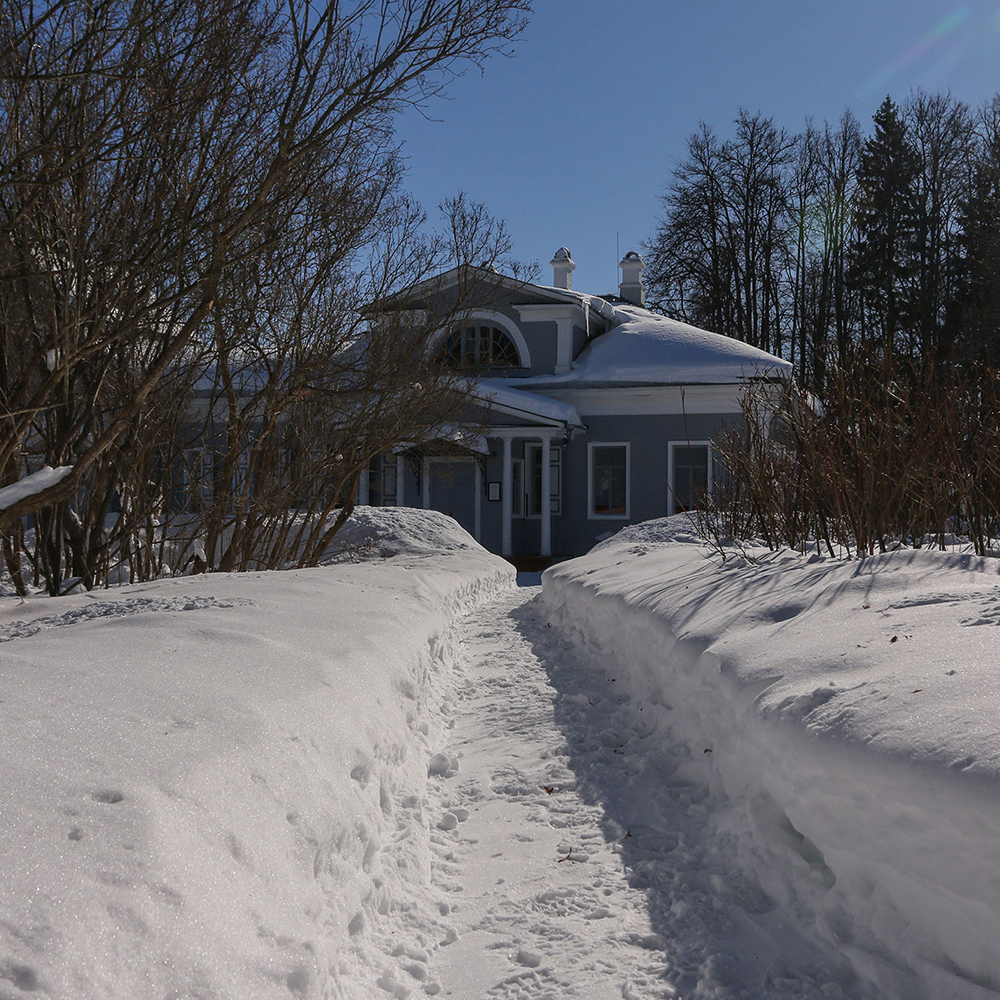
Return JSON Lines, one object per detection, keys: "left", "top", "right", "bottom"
{"left": 382, "top": 261, "right": 791, "bottom": 387}
{"left": 376, "top": 264, "right": 613, "bottom": 325}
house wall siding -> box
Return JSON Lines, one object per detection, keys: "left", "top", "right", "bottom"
{"left": 553, "top": 412, "right": 740, "bottom": 555}
{"left": 419, "top": 411, "right": 745, "bottom": 558}
{"left": 515, "top": 320, "right": 558, "bottom": 375}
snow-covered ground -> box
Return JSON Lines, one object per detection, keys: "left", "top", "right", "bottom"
{"left": 3, "top": 507, "right": 1000, "bottom": 999}
{"left": 0, "top": 509, "right": 512, "bottom": 999}
{"left": 544, "top": 518, "right": 1000, "bottom": 999}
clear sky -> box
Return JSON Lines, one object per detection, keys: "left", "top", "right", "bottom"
{"left": 395, "top": 0, "right": 1000, "bottom": 296}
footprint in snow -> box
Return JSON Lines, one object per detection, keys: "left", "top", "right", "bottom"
{"left": 428, "top": 752, "right": 459, "bottom": 777}
{"left": 92, "top": 790, "right": 125, "bottom": 804}
{"left": 486, "top": 966, "right": 563, "bottom": 999}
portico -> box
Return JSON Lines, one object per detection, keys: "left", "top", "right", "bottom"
{"left": 379, "top": 382, "right": 582, "bottom": 559}
{"left": 494, "top": 426, "right": 562, "bottom": 557}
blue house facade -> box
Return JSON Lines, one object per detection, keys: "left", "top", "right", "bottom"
{"left": 363, "top": 249, "right": 790, "bottom": 559}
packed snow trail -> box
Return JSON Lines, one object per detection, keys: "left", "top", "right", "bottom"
{"left": 422, "top": 580, "right": 867, "bottom": 1000}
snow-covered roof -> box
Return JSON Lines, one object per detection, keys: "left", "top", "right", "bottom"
{"left": 475, "top": 379, "right": 584, "bottom": 428}
{"left": 427, "top": 424, "right": 491, "bottom": 454}
{"left": 523, "top": 285, "right": 619, "bottom": 323}
{"left": 515, "top": 304, "right": 792, "bottom": 387}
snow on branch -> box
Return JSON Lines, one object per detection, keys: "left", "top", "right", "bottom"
{"left": 0, "top": 466, "right": 74, "bottom": 512}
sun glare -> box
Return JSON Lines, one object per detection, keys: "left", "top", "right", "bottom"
{"left": 856, "top": 6, "right": 973, "bottom": 99}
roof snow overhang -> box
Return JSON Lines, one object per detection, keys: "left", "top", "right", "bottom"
{"left": 471, "top": 379, "right": 585, "bottom": 431}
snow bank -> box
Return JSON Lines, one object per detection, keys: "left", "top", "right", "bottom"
{"left": 0, "top": 512, "right": 513, "bottom": 999}
{"left": 542, "top": 520, "right": 1000, "bottom": 999}
{"left": 321, "top": 505, "right": 483, "bottom": 561}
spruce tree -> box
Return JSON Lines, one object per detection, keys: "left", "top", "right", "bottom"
{"left": 851, "top": 96, "right": 921, "bottom": 358}
{"left": 958, "top": 102, "right": 1000, "bottom": 363}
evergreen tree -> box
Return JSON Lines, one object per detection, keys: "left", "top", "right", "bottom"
{"left": 850, "top": 97, "right": 921, "bottom": 357}
{"left": 957, "top": 96, "right": 1000, "bottom": 363}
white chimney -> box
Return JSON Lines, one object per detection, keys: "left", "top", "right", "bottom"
{"left": 618, "top": 251, "right": 645, "bottom": 306}
{"left": 550, "top": 247, "right": 576, "bottom": 290}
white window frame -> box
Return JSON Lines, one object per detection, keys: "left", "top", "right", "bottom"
{"left": 524, "top": 443, "right": 562, "bottom": 519}
{"left": 587, "top": 442, "right": 630, "bottom": 520}
{"left": 430, "top": 309, "right": 532, "bottom": 369}
{"left": 667, "top": 440, "right": 714, "bottom": 515}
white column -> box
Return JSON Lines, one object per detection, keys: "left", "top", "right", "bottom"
{"left": 474, "top": 462, "right": 482, "bottom": 542}
{"left": 357, "top": 467, "right": 370, "bottom": 506}
{"left": 395, "top": 454, "right": 405, "bottom": 507}
{"left": 421, "top": 457, "right": 430, "bottom": 509}
{"left": 540, "top": 435, "right": 552, "bottom": 557}
{"left": 501, "top": 437, "right": 512, "bottom": 556}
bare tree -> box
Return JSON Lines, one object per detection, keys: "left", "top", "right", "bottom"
{"left": 645, "top": 111, "right": 795, "bottom": 356}
{"left": 644, "top": 122, "right": 733, "bottom": 331}
{"left": 179, "top": 194, "right": 516, "bottom": 576}
{"left": 0, "top": 0, "right": 530, "bottom": 589}
{"left": 787, "top": 111, "right": 863, "bottom": 389}
{"left": 905, "top": 91, "right": 975, "bottom": 361}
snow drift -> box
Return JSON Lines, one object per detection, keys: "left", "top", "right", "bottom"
{"left": 0, "top": 508, "right": 512, "bottom": 999}
{"left": 542, "top": 519, "right": 1000, "bottom": 1000}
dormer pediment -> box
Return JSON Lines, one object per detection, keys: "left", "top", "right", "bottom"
{"left": 513, "top": 302, "right": 588, "bottom": 374}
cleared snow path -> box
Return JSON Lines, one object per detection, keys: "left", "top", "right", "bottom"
{"left": 424, "top": 580, "right": 868, "bottom": 1000}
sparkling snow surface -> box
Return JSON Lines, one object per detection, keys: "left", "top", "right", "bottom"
{"left": 2, "top": 507, "right": 1000, "bottom": 998}
{"left": 545, "top": 518, "right": 1000, "bottom": 999}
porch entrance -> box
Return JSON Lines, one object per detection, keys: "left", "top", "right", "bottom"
{"left": 427, "top": 459, "right": 478, "bottom": 538}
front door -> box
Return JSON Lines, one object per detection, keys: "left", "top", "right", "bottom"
{"left": 524, "top": 443, "right": 561, "bottom": 517}
{"left": 429, "top": 460, "right": 478, "bottom": 538}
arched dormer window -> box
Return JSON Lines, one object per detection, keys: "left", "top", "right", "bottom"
{"left": 441, "top": 323, "right": 521, "bottom": 369}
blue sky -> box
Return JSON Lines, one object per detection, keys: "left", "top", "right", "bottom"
{"left": 395, "top": 0, "right": 1000, "bottom": 296}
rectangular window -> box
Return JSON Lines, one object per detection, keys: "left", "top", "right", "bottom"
{"left": 511, "top": 458, "right": 524, "bottom": 518}
{"left": 668, "top": 442, "right": 713, "bottom": 514}
{"left": 525, "top": 443, "right": 561, "bottom": 517}
{"left": 182, "top": 447, "right": 214, "bottom": 508}
{"left": 588, "top": 443, "right": 629, "bottom": 519}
